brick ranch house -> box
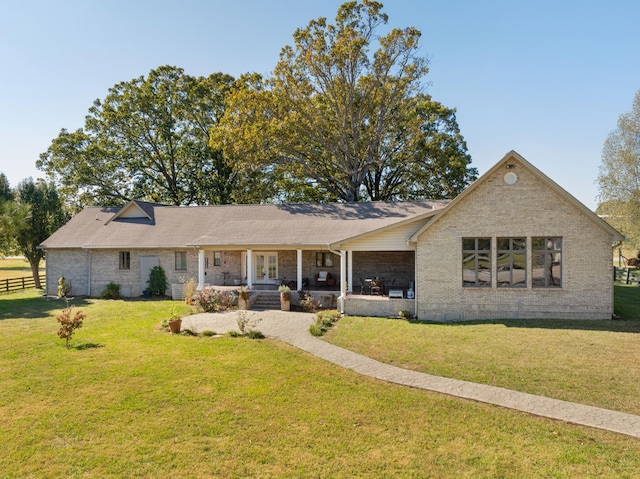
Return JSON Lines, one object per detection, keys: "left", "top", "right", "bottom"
{"left": 40, "top": 151, "right": 623, "bottom": 320}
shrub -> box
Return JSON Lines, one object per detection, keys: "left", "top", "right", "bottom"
{"left": 201, "top": 330, "right": 216, "bottom": 337}
{"left": 192, "top": 287, "right": 237, "bottom": 312}
{"left": 56, "top": 306, "right": 86, "bottom": 348}
{"left": 298, "top": 290, "right": 320, "bottom": 312}
{"left": 398, "top": 310, "right": 413, "bottom": 320}
{"left": 180, "top": 276, "right": 198, "bottom": 304}
{"left": 309, "top": 310, "right": 340, "bottom": 336}
{"left": 101, "top": 282, "right": 121, "bottom": 299}
{"left": 309, "top": 324, "right": 324, "bottom": 337}
{"left": 246, "top": 329, "right": 265, "bottom": 339}
{"left": 57, "top": 277, "right": 71, "bottom": 298}
{"left": 148, "top": 266, "right": 167, "bottom": 296}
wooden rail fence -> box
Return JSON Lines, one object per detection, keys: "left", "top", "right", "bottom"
{"left": 614, "top": 267, "right": 640, "bottom": 286}
{"left": 1, "top": 274, "right": 46, "bottom": 293}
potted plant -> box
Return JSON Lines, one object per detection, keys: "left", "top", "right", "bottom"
{"left": 237, "top": 286, "right": 250, "bottom": 310}
{"left": 279, "top": 284, "right": 291, "bottom": 311}
{"left": 167, "top": 306, "right": 182, "bottom": 334}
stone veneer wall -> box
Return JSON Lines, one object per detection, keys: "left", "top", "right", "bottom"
{"left": 415, "top": 163, "right": 615, "bottom": 321}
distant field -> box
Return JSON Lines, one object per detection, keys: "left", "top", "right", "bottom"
{"left": 0, "top": 257, "right": 45, "bottom": 281}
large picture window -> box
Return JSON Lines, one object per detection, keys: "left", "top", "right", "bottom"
{"left": 462, "top": 238, "right": 491, "bottom": 287}
{"left": 497, "top": 238, "right": 526, "bottom": 287}
{"left": 532, "top": 237, "right": 562, "bottom": 287}
{"left": 175, "top": 251, "right": 187, "bottom": 271}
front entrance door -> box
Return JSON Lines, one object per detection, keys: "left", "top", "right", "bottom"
{"left": 254, "top": 252, "right": 278, "bottom": 283}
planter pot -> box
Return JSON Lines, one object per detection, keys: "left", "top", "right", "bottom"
{"left": 238, "top": 297, "right": 249, "bottom": 310}
{"left": 168, "top": 319, "right": 182, "bottom": 334}
{"left": 280, "top": 298, "right": 290, "bottom": 311}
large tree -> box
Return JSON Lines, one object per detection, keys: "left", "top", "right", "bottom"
{"left": 4, "top": 179, "right": 68, "bottom": 288}
{"left": 38, "top": 66, "right": 249, "bottom": 209}
{"left": 214, "top": 0, "right": 476, "bottom": 202}
{"left": 597, "top": 89, "right": 640, "bottom": 247}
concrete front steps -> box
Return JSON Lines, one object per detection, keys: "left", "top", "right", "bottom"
{"left": 252, "top": 292, "right": 282, "bottom": 310}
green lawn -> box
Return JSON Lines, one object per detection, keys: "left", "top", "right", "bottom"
{"left": 0, "top": 256, "right": 38, "bottom": 281}
{"left": 0, "top": 290, "right": 639, "bottom": 478}
{"left": 325, "top": 285, "right": 640, "bottom": 418}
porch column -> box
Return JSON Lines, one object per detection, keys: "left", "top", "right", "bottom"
{"left": 197, "top": 249, "right": 205, "bottom": 290}
{"left": 347, "top": 250, "right": 353, "bottom": 293}
{"left": 246, "top": 249, "right": 253, "bottom": 289}
{"left": 297, "top": 249, "right": 303, "bottom": 290}
{"left": 339, "top": 249, "right": 346, "bottom": 313}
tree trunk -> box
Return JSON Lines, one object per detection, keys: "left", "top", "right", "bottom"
{"left": 29, "top": 258, "right": 41, "bottom": 289}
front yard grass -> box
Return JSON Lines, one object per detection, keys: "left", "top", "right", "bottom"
{"left": 325, "top": 285, "right": 640, "bottom": 418}
{"left": 0, "top": 289, "right": 639, "bottom": 478}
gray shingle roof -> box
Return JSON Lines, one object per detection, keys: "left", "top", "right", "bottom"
{"left": 40, "top": 200, "right": 449, "bottom": 250}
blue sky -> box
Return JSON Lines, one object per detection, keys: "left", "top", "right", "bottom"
{"left": 1, "top": 0, "right": 638, "bottom": 210}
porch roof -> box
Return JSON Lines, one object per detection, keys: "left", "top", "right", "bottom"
{"left": 40, "top": 200, "right": 449, "bottom": 250}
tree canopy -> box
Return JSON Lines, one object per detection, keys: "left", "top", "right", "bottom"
{"left": 0, "top": 178, "right": 68, "bottom": 287}
{"left": 38, "top": 66, "right": 248, "bottom": 209}
{"left": 597, "top": 89, "right": 640, "bottom": 247}
{"left": 39, "top": 1, "right": 476, "bottom": 208}
{"left": 213, "top": 0, "right": 476, "bottom": 202}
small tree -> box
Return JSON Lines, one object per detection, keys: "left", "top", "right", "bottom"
{"left": 56, "top": 306, "right": 86, "bottom": 348}
{"left": 148, "top": 266, "right": 167, "bottom": 296}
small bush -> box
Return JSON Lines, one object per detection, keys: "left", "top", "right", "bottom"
{"left": 309, "top": 324, "right": 324, "bottom": 336}
{"left": 398, "top": 310, "right": 412, "bottom": 320}
{"left": 148, "top": 266, "right": 167, "bottom": 296}
{"left": 101, "top": 282, "right": 121, "bottom": 299}
{"left": 246, "top": 329, "right": 265, "bottom": 339}
{"left": 227, "top": 330, "right": 242, "bottom": 338}
{"left": 57, "top": 277, "right": 71, "bottom": 298}
{"left": 201, "top": 330, "right": 216, "bottom": 337}
{"left": 298, "top": 290, "right": 320, "bottom": 312}
{"left": 192, "top": 287, "right": 237, "bottom": 312}
{"left": 309, "top": 310, "right": 340, "bottom": 336}
{"left": 180, "top": 276, "right": 198, "bottom": 304}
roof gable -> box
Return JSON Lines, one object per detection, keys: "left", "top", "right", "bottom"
{"left": 105, "top": 200, "right": 160, "bottom": 225}
{"left": 409, "top": 150, "right": 624, "bottom": 243}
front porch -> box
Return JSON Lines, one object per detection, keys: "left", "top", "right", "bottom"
{"left": 194, "top": 249, "right": 416, "bottom": 315}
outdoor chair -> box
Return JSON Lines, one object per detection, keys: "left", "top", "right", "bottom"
{"left": 359, "top": 277, "right": 370, "bottom": 295}
{"left": 315, "top": 271, "right": 331, "bottom": 286}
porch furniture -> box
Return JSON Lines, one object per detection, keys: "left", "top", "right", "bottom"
{"left": 315, "top": 271, "right": 331, "bottom": 286}
{"left": 359, "top": 277, "right": 370, "bottom": 295}
{"left": 388, "top": 289, "right": 403, "bottom": 299}
{"left": 371, "top": 279, "right": 383, "bottom": 295}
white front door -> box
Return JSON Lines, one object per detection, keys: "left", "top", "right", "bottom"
{"left": 254, "top": 252, "right": 278, "bottom": 283}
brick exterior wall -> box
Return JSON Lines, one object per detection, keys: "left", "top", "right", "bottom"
{"left": 415, "top": 163, "right": 615, "bottom": 321}
{"left": 45, "top": 249, "right": 89, "bottom": 297}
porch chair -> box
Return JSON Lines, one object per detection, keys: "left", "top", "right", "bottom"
{"left": 359, "top": 277, "right": 370, "bottom": 295}
{"left": 315, "top": 271, "right": 330, "bottom": 286}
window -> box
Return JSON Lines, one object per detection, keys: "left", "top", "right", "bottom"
{"left": 119, "top": 251, "right": 130, "bottom": 270}
{"left": 462, "top": 238, "right": 491, "bottom": 287}
{"left": 213, "top": 251, "right": 221, "bottom": 266}
{"left": 497, "top": 238, "right": 526, "bottom": 287}
{"left": 316, "top": 252, "right": 333, "bottom": 267}
{"left": 175, "top": 251, "right": 187, "bottom": 271}
{"left": 532, "top": 237, "right": 562, "bottom": 287}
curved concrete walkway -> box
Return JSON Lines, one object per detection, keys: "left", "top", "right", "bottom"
{"left": 181, "top": 310, "right": 640, "bottom": 439}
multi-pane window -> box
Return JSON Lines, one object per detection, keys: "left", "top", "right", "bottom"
{"left": 213, "top": 251, "right": 221, "bottom": 266}
{"left": 532, "top": 237, "right": 562, "bottom": 287}
{"left": 175, "top": 251, "right": 187, "bottom": 271}
{"left": 497, "top": 238, "right": 526, "bottom": 287}
{"left": 462, "top": 238, "right": 491, "bottom": 287}
{"left": 119, "top": 251, "right": 130, "bottom": 270}
{"left": 316, "top": 252, "right": 333, "bottom": 267}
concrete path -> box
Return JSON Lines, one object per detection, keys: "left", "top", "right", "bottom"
{"left": 182, "top": 310, "right": 640, "bottom": 439}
